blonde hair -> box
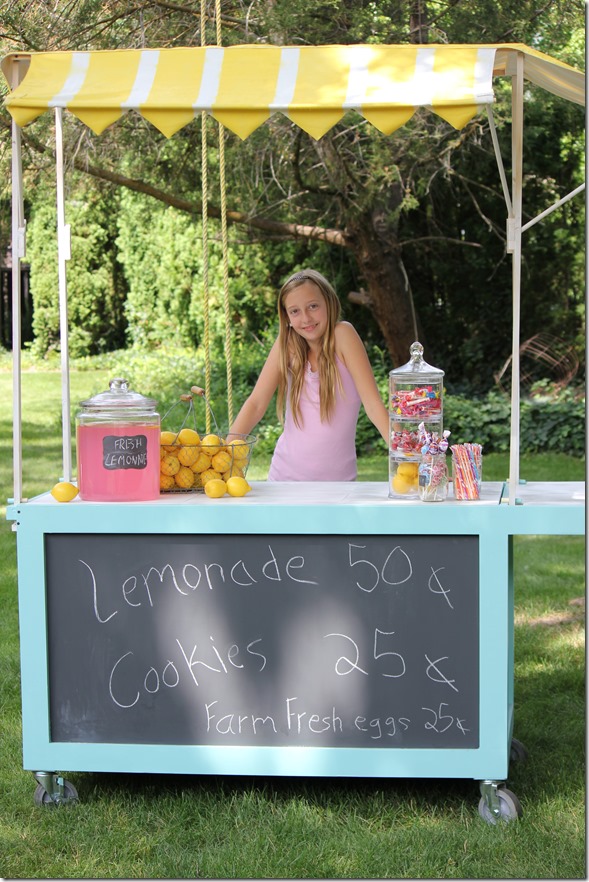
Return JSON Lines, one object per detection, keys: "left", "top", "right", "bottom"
{"left": 276, "top": 269, "right": 343, "bottom": 428}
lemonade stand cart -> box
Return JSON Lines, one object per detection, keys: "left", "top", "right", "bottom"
{"left": 3, "top": 43, "right": 585, "bottom": 822}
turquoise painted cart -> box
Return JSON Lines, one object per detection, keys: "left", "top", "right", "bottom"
{"left": 6, "top": 481, "right": 584, "bottom": 821}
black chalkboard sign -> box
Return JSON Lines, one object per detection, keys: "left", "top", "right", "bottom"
{"left": 102, "top": 435, "right": 148, "bottom": 470}
{"left": 45, "top": 533, "right": 479, "bottom": 748}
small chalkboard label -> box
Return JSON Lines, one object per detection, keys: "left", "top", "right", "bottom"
{"left": 45, "top": 533, "right": 480, "bottom": 749}
{"left": 102, "top": 435, "right": 148, "bottom": 470}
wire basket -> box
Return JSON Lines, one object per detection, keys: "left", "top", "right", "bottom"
{"left": 159, "top": 389, "right": 256, "bottom": 493}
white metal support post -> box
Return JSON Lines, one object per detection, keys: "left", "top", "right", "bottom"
{"left": 11, "top": 116, "right": 24, "bottom": 506}
{"left": 10, "top": 59, "right": 26, "bottom": 507}
{"left": 507, "top": 53, "right": 524, "bottom": 505}
{"left": 55, "top": 108, "right": 73, "bottom": 483}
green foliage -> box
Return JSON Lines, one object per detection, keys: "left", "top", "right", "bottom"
{"left": 26, "top": 186, "right": 126, "bottom": 357}
{"left": 444, "top": 387, "right": 586, "bottom": 455}
{"left": 71, "top": 339, "right": 278, "bottom": 441}
{"left": 115, "top": 190, "right": 294, "bottom": 353}
{"left": 26, "top": 202, "right": 59, "bottom": 355}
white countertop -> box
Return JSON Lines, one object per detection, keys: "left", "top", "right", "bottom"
{"left": 19, "top": 480, "right": 585, "bottom": 507}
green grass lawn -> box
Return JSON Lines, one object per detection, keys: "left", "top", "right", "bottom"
{"left": 0, "top": 368, "right": 585, "bottom": 879}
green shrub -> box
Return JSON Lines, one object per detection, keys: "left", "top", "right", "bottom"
{"left": 444, "top": 387, "right": 585, "bottom": 455}
{"left": 69, "top": 349, "right": 585, "bottom": 458}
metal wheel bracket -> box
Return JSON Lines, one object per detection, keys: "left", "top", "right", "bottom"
{"left": 33, "top": 771, "right": 78, "bottom": 806}
{"left": 479, "top": 779, "right": 503, "bottom": 820}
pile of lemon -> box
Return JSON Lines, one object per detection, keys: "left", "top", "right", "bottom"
{"left": 160, "top": 428, "right": 252, "bottom": 498}
{"left": 391, "top": 461, "right": 419, "bottom": 495}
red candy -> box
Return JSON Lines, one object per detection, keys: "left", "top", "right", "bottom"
{"left": 390, "top": 386, "right": 441, "bottom": 417}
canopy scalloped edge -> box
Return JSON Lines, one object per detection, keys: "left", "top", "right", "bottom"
{"left": 1, "top": 42, "right": 584, "bottom": 140}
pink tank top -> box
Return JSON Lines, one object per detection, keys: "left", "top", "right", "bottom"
{"left": 268, "top": 355, "right": 361, "bottom": 482}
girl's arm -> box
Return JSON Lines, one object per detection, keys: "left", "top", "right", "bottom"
{"left": 335, "top": 322, "right": 389, "bottom": 444}
{"left": 227, "top": 339, "right": 282, "bottom": 437}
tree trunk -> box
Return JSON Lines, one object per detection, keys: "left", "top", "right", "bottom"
{"left": 344, "top": 208, "right": 425, "bottom": 369}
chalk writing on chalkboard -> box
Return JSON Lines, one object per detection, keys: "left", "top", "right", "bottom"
{"left": 102, "top": 434, "right": 148, "bottom": 470}
{"left": 45, "top": 533, "right": 479, "bottom": 749}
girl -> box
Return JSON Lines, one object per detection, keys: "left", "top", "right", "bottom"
{"left": 228, "top": 269, "right": 389, "bottom": 481}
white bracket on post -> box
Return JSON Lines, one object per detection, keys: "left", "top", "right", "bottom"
{"left": 506, "top": 218, "right": 516, "bottom": 254}
{"left": 59, "top": 223, "right": 71, "bottom": 261}
{"left": 16, "top": 221, "right": 27, "bottom": 259}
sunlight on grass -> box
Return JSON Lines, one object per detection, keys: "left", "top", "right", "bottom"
{"left": 550, "top": 626, "right": 585, "bottom": 652}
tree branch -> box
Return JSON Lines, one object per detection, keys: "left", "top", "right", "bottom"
{"left": 397, "top": 235, "right": 482, "bottom": 248}
{"left": 2, "top": 116, "right": 347, "bottom": 246}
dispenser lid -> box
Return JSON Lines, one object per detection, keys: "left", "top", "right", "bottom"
{"left": 80, "top": 377, "right": 157, "bottom": 411}
{"left": 389, "top": 342, "right": 444, "bottom": 379}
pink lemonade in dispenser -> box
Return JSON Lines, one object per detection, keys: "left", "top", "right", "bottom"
{"left": 77, "top": 423, "right": 160, "bottom": 501}
{"left": 76, "top": 378, "right": 160, "bottom": 502}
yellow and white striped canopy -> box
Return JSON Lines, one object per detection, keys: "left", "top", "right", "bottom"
{"left": 1, "top": 43, "right": 584, "bottom": 140}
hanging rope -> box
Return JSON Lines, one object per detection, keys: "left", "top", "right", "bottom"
{"left": 215, "top": 0, "right": 233, "bottom": 425}
{"left": 200, "top": 0, "right": 211, "bottom": 431}
{"left": 199, "top": 0, "right": 233, "bottom": 430}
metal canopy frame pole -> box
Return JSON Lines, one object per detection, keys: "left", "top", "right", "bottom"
{"left": 486, "top": 105, "right": 513, "bottom": 217}
{"left": 10, "top": 62, "right": 26, "bottom": 507}
{"left": 54, "top": 107, "right": 72, "bottom": 483}
{"left": 508, "top": 53, "right": 525, "bottom": 506}
{"left": 521, "top": 183, "right": 586, "bottom": 232}
{"left": 11, "top": 117, "right": 24, "bottom": 506}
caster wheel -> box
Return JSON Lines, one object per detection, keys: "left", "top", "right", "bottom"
{"left": 510, "top": 737, "right": 528, "bottom": 764}
{"left": 478, "top": 787, "right": 522, "bottom": 824}
{"left": 34, "top": 780, "right": 79, "bottom": 807}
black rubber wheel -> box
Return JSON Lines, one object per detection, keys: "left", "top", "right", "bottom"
{"left": 510, "top": 737, "right": 529, "bottom": 764}
{"left": 478, "top": 787, "right": 522, "bottom": 824}
{"left": 34, "top": 780, "right": 79, "bottom": 807}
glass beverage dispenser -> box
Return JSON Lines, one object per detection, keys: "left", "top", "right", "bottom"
{"left": 77, "top": 378, "right": 160, "bottom": 501}
{"left": 389, "top": 342, "right": 444, "bottom": 498}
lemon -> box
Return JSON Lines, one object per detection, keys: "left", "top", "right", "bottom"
{"left": 204, "top": 478, "right": 227, "bottom": 498}
{"left": 190, "top": 451, "right": 213, "bottom": 473}
{"left": 222, "top": 464, "right": 244, "bottom": 481}
{"left": 160, "top": 473, "right": 176, "bottom": 491}
{"left": 50, "top": 481, "right": 79, "bottom": 502}
{"left": 200, "top": 468, "right": 223, "bottom": 485}
{"left": 161, "top": 430, "right": 180, "bottom": 452}
{"left": 227, "top": 438, "right": 250, "bottom": 463}
{"left": 161, "top": 453, "right": 181, "bottom": 476}
{"left": 392, "top": 474, "right": 412, "bottom": 494}
{"left": 212, "top": 449, "right": 233, "bottom": 473}
{"left": 175, "top": 466, "right": 195, "bottom": 489}
{"left": 226, "top": 476, "right": 252, "bottom": 498}
{"left": 178, "top": 445, "right": 201, "bottom": 467}
{"left": 177, "top": 428, "right": 201, "bottom": 446}
{"left": 397, "top": 462, "right": 418, "bottom": 477}
{"left": 201, "top": 434, "right": 224, "bottom": 456}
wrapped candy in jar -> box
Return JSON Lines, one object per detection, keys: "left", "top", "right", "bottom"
{"left": 418, "top": 453, "right": 449, "bottom": 502}
{"left": 389, "top": 342, "right": 444, "bottom": 418}
{"left": 416, "top": 423, "right": 450, "bottom": 501}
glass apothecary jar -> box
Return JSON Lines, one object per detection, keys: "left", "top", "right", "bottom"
{"left": 418, "top": 453, "right": 449, "bottom": 502}
{"left": 388, "top": 342, "right": 445, "bottom": 499}
{"left": 76, "top": 377, "right": 160, "bottom": 501}
{"left": 389, "top": 342, "right": 444, "bottom": 419}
